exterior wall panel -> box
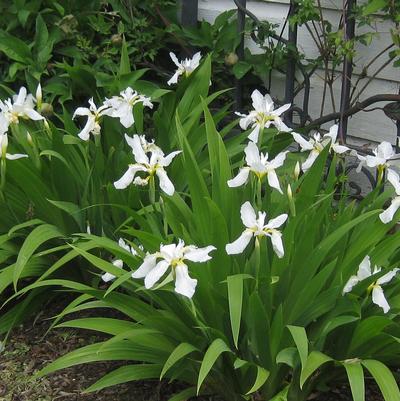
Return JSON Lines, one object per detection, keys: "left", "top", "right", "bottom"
{"left": 198, "top": 0, "right": 400, "bottom": 144}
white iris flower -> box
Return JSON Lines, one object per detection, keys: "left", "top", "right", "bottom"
{"left": 101, "top": 238, "right": 141, "bottom": 283}
{"left": 0, "top": 87, "right": 44, "bottom": 134}
{"left": 227, "top": 141, "right": 288, "bottom": 194}
{"left": 114, "top": 134, "right": 181, "bottom": 196}
{"left": 0, "top": 133, "right": 28, "bottom": 161}
{"left": 236, "top": 90, "right": 292, "bottom": 143}
{"left": 132, "top": 239, "right": 216, "bottom": 298}
{"left": 292, "top": 124, "right": 349, "bottom": 172}
{"left": 354, "top": 141, "right": 400, "bottom": 174}
{"left": 101, "top": 259, "right": 124, "bottom": 283}
{"left": 343, "top": 255, "right": 399, "bottom": 313}
{"left": 104, "top": 87, "right": 153, "bottom": 128}
{"left": 167, "top": 52, "right": 201, "bottom": 86}
{"left": 226, "top": 201, "right": 288, "bottom": 258}
{"left": 379, "top": 169, "right": 400, "bottom": 224}
{"left": 73, "top": 98, "right": 112, "bottom": 141}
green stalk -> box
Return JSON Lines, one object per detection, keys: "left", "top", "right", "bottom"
{"left": 287, "top": 184, "right": 296, "bottom": 217}
{"left": 159, "top": 196, "right": 168, "bottom": 237}
{"left": 377, "top": 165, "right": 384, "bottom": 186}
{"left": 30, "top": 134, "right": 42, "bottom": 171}
{"left": 254, "top": 236, "right": 261, "bottom": 289}
{"left": 0, "top": 158, "right": 5, "bottom": 192}
{"left": 94, "top": 133, "right": 101, "bottom": 148}
{"left": 149, "top": 175, "right": 156, "bottom": 205}
{"left": 256, "top": 177, "right": 262, "bottom": 209}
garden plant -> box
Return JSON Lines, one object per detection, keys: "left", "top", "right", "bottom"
{"left": 1, "top": 1, "right": 400, "bottom": 401}
{"left": 1, "top": 52, "right": 400, "bottom": 401}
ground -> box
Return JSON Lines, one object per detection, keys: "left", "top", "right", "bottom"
{"left": 0, "top": 298, "right": 384, "bottom": 401}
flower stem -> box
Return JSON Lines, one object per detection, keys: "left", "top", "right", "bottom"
{"left": 377, "top": 166, "right": 384, "bottom": 186}
{"left": 149, "top": 176, "right": 156, "bottom": 205}
{"left": 256, "top": 178, "right": 262, "bottom": 209}
{"left": 287, "top": 184, "right": 296, "bottom": 217}
{"left": 258, "top": 127, "right": 264, "bottom": 148}
{"left": 159, "top": 196, "right": 168, "bottom": 237}
{"left": 254, "top": 236, "right": 261, "bottom": 288}
{"left": 0, "top": 158, "right": 6, "bottom": 193}
{"left": 94, "top": 134, "right": 101, "bottom": 148}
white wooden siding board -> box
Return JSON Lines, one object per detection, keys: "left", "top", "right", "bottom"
{"left": 199, "top": 0, "right": 399, "bottom": 143}
{"left": 200, "top": 0, "right": 372, "bottom": 12}
{"left": 242, "top": 68, "right": 399, "bottom": 143}
{"left": 198, "top": 1, "right": 399, "bottom": 82}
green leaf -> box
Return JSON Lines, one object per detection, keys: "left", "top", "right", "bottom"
{"left": 0, "top": 31, "right": 32, "bottom": 63}
{"left": 227, "top": 275, "right": 243, "bottom": 348}
{"left": 67, "top": 245, "right": 127, "bottom": 281}
{"left": 202, "top": 98, "right": 233, "bottom": 221}
{"left": 246, "top": 365, "right": 270, "bottom": 395}
{"left": 175, "top": 113, "right": 210, "bottom": 240}
{"left": 197, "top": 338, "right": 232, "bottom": 394}
{"left": 300, "top": 351, "right": 332, "bottom": 388}
{"left": 13, "top": 224, "right": 63, "bottom": 289}
{"left": 119, "top": 36, "right": 131, "bottom": 76}
{"left": 66, "top": 66, "right": 96, "bottom": 96}
{"left": 85, "top": 364, "right": 161, "bottom": 392}
{"left": 118, "top": 69, "right": 149, "bottom": 89}
{"left": 47, "top": 199, "right": 83, "bottom": 230}
{"left": 287, "top": 325, "right": 308, "bottom": 370}
{"left": 276, "top": 347, "right": 297, "bottom": 368}
{"left": 39, "top": 150, "right": 71, "bottom": 170}
{"left": 37, "top": 342, "right": 143, "bottom": 378}
{"left": 56, "top": 318, "right": 135, "bottom": 336}
{"left": 34, "top": 14, "right": 49, "bottom": 54}
{"left": 362, "top": 359, "right": 400, "bottom": 401}
{"left": 349, "top": 316, "right": 392, "bottom": 353}
{"left": 270, "top": 385, "right": 289, "bottom": 401}
{"left": 177, "top": 55, "right": 211, "bottom": 118}
{"left": 8, "top": 219, "right": 43, "bottom": 236}
{"left": 362, "top": 0, "right": 386, "bottom": 16}
{"left": 160, "top": 342, "right": 198, "bottom": 379}
{"left": 343, "top": 361, "right": 365, "bottom": 401}
{"left": 168, "top": 387, "right": 197, "bottom": 401}
{"left": 63, "top": 135, "right": 81, "bottom": 145}
{"left": 232, "top": 61, "right": 252, "bottom": 79}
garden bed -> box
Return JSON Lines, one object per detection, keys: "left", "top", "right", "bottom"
{"left": 0, "top": 298, "right": 193, "bottom": 401}
{"left": 0, "top": 298, "right": 384, "bottom": 401}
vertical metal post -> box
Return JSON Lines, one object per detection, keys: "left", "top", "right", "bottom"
{"left": 284, "top": 0, "right": 298, "bottom": 125}
{"left": 397, "top": 88, "right": 400, "bottom": 153}
{"left": 235, "top": 0, "right": 247, "bottom": 111}
{"left": 180, "top": 0, "right": 198, "bottom": 28}
{"left": 338, "top": 0, "right": 356, "bottom": 143}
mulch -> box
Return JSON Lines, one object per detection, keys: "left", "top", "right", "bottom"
{"left": 0, "top": 298, "right": 384, "bottom": 401}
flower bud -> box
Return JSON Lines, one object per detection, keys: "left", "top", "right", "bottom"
{"left": 40, "top": 103, "right": 53, "bottom": 117}
{"left": 224, "top": 52, "right": 239, "bottom": 66}
{"left": 43, "top": 119, "right": 51, "bottom": 132}
{"left": 36, "top": 83, "right": 42, "bottom": 110}
{"left": 26, "top": 132, "right": 33, "bottom": 145}
{"left": 57, "top": 14, "right": 78, "bottom": 36}
{"left": 111, "top": 34, "right": 122, "bottom": 46}
{"left": 287, "top": 183, "right": 296, "bottom": 216}
{"left": 287, "top": 183, "right": 293, "bottom": 200}
{"left": 294, "top": 161, "right": 300, "bottom": 180}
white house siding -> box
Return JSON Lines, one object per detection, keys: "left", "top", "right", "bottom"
{"left": 198, "top": 0, "right": 400, "bottom": 145}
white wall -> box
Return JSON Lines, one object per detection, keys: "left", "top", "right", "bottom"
{"left": 198, "top": 0, "right": 400, "bottom": 145}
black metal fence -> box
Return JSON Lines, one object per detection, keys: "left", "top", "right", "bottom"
{"left": 179, "top": 0, "right": 400, "bottom": 145}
